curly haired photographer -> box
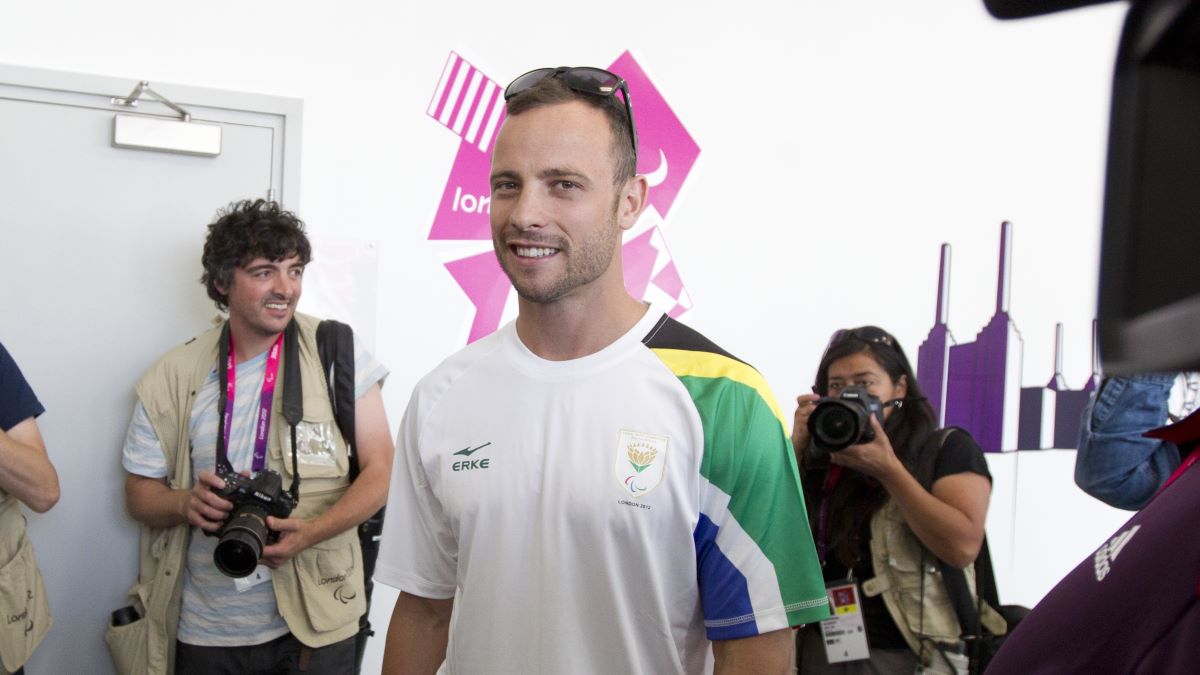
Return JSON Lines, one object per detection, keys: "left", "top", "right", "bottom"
{"left": 117, "top": 199, "right": 393, "bottom": 674}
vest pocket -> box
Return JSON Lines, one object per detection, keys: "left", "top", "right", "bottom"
{"left": 274, "top": 403, "right": 350, "bottom": 484}
{"left": 0, "top": 534, "right": 52, "bottom": 673}
{"left": 104, "top": 609, "right": 148, "bottom": 675}
{"left": 294, "top": 530, "right": 365, "bottom": 633}
{"left": 869, "top": 504, "right": 964, "bottom": 647}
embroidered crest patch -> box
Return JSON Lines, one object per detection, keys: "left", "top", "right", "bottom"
{"left": 615, "top": 429, "right": 669, "bottom": 498}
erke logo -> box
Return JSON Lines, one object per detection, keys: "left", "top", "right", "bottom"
{"left": 426, "top": 51, "right": 701, "bottom": 343}
{"left": 452, "top": 442, "right": 493, "bottom": 471}
{"left": 454, "top": 442, "right": 491, "bottom": 457}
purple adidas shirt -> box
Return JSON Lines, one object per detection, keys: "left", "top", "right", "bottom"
{"left": 987, "top": 459, "right": 1200, "bottom": 674}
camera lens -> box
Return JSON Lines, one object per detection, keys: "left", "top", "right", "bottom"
{"left": 807, "top": 387, "right": 883, "bottom": 453}
{"left": 215, "top": 535, "right": 259, "bottom": 577}
{"left": 814, "top": 405, "right": 858, "bottom": 448}
{"left": 214, "top": 505, "right": 270, "bottom": 578}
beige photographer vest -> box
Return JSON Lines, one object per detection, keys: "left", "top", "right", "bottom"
{"left": 861, "top": 498, "right": 1006, "bottom": 664}
{"left": 0, "top": 494, "right": 52, "bottom": 675}
{"left": 106, "top": 314, "right": 365, "bottom": 675}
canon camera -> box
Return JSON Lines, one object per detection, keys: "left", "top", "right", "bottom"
{"left": 206, "top": 467, "right": 298, "bottom": 578}
{"left": 807, "top": 386, "right": 886, "bottom": 453}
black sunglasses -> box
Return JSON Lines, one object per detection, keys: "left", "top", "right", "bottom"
{"left": 503, "top": 66, "right": 639, "bottom": 166}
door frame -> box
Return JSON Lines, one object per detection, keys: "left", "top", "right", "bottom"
{"left": 0, "top": 62, "right": 302, "bottom": 207}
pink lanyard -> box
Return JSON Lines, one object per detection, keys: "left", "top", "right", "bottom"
{"left": 222, "top": 332, "right": 283, "bottom": 473}
{"left": 816, "top": 465, "right": 843, "bottom": 567}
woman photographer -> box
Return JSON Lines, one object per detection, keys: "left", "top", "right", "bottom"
{"left": 793, "top": 326, "right": 992, "bottom": 674}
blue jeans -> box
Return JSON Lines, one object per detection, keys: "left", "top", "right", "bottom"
{"left": 1074, "top": 373, "right": 1180, "bottom": 510}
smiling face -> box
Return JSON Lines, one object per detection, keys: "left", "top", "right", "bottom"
{"left": 489, "top": 100, "right": 640, "bottom": 306}
{"left": 218, "top": 255, "right": 304, "bottom": 343}
{"left": 825, "top": 351, "right": 908, "bottom": 420}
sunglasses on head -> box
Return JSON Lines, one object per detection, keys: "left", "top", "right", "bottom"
{"left": 504, "top": 66, "right": 639, "bottom": 165}
{"left": 826, "top": 327, "right": 897, "bottom": 351}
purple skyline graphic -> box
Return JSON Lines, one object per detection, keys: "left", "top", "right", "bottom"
{"left": 917, "top": 221, "right": 1098, "bottom": 452}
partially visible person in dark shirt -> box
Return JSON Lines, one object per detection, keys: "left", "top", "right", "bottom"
{"left": 989, "top": 408, "right": 1200, "bottom": 674}
{"left": 0, "top": 341, "right": 61, "bottom": 675}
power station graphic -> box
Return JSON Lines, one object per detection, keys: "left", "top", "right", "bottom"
{"left": 917, "top": 221, "right": 1098, "bottom": 453}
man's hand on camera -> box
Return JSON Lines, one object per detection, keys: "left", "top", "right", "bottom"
{"left": 261, "top": 516, "right": 313, "bottom": 568}
{"left": 185, "top": 470, "right": 233, "bottom": 533}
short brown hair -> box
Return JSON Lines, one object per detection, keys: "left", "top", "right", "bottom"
{"left": 505, "top": 75, "right": 637, "bottom": 185}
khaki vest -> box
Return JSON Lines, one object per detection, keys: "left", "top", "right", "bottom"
{"left": 106, "top": 314, "right": 365, "bottom": 675}
{"left": 861, "top": 498, "right": 1006, "bottom": 666}
{"left": 0, "top": 494, "right": 52, "bottom": 675}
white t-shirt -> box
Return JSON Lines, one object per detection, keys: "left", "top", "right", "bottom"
{"left": 377, "top": 307, "right": 828, "bottom": 674}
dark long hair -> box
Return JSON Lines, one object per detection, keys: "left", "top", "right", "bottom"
{"left": 801, "top": 325, "right": 938, "bottom": 569}
{"left": 505, "top": 73, "right": 637, "bottom": 186}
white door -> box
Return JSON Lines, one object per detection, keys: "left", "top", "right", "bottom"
{"left": 0, "top": 63, "right": 300, "bottom": 674}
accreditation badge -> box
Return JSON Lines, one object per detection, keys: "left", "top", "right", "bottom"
{"left": 233, "top": 565, "right": 271, "bottom": 593}
{"left": 820, "top": 582, "right": 870, "bottom": 663}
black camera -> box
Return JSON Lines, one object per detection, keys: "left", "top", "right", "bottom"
{"left": 807, "top": 386, "right": 886, "bottom": 453}
{"left": 206, "top": 468, "right": 298, "bottom": 578}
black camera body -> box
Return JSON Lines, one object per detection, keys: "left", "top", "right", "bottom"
{"left": 206, "top": 467, "right": 298, "bottom": 578}
{"left": 807, "top": 386, "right": 886, "bottom": 453}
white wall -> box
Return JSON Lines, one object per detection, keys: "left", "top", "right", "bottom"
{"left": 0, "top": 0, "right": 1133, "bottom": 671}
{"left": 985, "top": 452, "right": 1131, "bottom": 607}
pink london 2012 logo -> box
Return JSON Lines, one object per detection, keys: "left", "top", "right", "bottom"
{"left": 426, "top": 51, "right": 701, "bottom": 343}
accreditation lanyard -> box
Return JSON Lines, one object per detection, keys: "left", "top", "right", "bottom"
{"left": 222, "top": 332, "right": 284, "bottom": 473}
{"left": 816, "top": 464, "right": 843, "bottom": 567}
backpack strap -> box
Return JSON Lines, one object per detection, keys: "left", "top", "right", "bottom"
{"left": 921, "top": 427, "right": 1004, "bottom": 673}
{"left": 316, "top": 319, "right": 358, "bottom": 479}
{"left": 913, "top": 427, "right": 956, "bottom": 491}
{"left": 917, "top": 428, "right": 984, "bottom": 636}
{"left": 940, "top": 559, "right": 983, "bottom": 641}
{"left": 973, "top": 537, "right": 1001, "bottom": 609}
{"left": 316, "top": 319, "right": 383, "bottom": 673}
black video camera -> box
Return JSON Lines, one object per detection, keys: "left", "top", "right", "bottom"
{"left": 206, "top": 467, "right": 298, "bottom": 578}
{"left": 807, "top": 386, "right": 886, "bottom": 453}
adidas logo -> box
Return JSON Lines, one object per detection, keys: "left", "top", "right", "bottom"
{"left": 1093, "top": 524, "right": 1140, "bottom": 581}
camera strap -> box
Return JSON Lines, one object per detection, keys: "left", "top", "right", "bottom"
{"left": 215, "top": 320, "right": 302, "bottom": 500}
{"left": 281, "top": 319, "right": 302, "bottom": 500}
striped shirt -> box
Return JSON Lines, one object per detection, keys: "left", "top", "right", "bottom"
{"left": 123, "top": 333, "right": 386, "bottom": 646}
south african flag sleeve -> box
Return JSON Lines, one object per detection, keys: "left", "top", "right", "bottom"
{"left": 643, "top": 315, "right": 831, "bottom": 639}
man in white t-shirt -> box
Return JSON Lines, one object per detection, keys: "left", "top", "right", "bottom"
{"left": 378, "top": 67, "right": 829, "bottom": 675}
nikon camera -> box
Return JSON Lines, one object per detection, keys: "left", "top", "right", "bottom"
{"left": 206, "top": 467, "right": 298, "bottom": 578}
{"left": 807, "top": 386, "right": 886, "bottom": 453}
